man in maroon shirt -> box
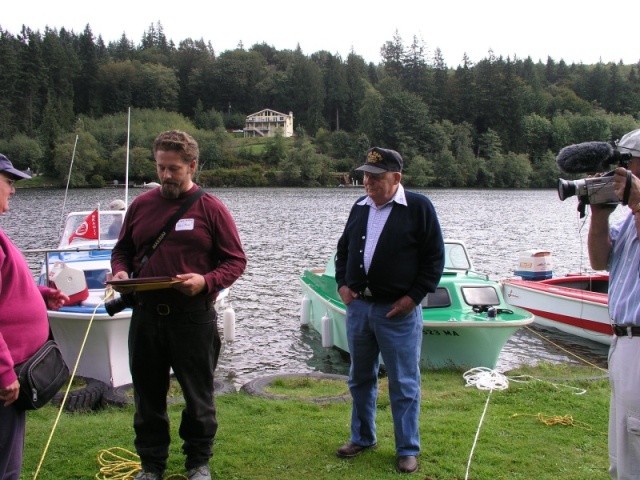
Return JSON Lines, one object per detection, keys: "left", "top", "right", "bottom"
{"left": 111, "top": 131, "right": 246, "bottom": 480}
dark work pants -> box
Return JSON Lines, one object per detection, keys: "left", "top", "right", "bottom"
{"left": 0, "top": 402, "right": 25, "bottom": 480}
{"left": 128, "top": 306, "right": 220, "bottom": 475}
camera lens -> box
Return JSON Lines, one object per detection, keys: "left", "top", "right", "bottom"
{"left": 557, "top": 178, "right": 577, "bottom": 201}
{"left": 105, "top": 297, "right": 126, "bottom": 317}
{"left": 104, "top": 292, "right": 136, "bottom": 317}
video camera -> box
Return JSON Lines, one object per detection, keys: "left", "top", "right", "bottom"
{"left": 556, "top": 141, "right": 633, "bottom": 217}
{"left": 105, "top": 291, "right": 137, "bottom": 317}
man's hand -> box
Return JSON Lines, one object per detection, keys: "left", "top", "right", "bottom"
{"left": 613, "top": 166, "right": 640, "bottom": 207}
{"left": 174, "top": 273, "right": 207, "bottom": 296}
{"left": 589, "top": 202, "right": 617, "bottom": 218}
{"left": 387, "top": 295, "right": 417, "bottom": 318}
{"left": 338, "top": 286, "right": 358, "bottom": 305}
{"left": 109, "top": 271, "right": 134, "bottom": 293}
{"left": 0, "top": 379, "right": 20, "bottom": 406}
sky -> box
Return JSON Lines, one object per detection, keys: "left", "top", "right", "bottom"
{"left": 2, "top": 1, "right": 639, "bottom": 67}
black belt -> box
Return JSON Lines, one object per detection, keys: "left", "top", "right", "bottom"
{"left": 138, "top": 301, "right": 212, "bottom": 316}
{"left": 612, "top": 325, "right": 640, "bottom": 337}
{"left": 359, "top": 293, "right": 393, "bottom": 304}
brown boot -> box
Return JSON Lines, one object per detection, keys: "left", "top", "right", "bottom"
{"left": 336, "top": 441, "right": 377, "bottom": 458}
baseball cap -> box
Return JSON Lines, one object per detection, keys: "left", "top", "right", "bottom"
{"left": 356, "top": 147, "right": 403, "bottom": 174}
{"left": 109, "top": 199, "right": 126, "bottom": 210}
{"left": 618, "top": 129, "right": 640, "bottom": 157}
{"left": 0, "top": 154, "right": 31, "bottom": 180}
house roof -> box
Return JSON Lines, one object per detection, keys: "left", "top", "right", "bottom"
{"left": 246, "top": 108, "right": 290, "bottom": 118}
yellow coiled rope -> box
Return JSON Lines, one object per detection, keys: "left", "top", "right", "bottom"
{"left": 509, "top": 327, "right": 609, "bottom": 436}
{"left": 95, "top": 447, "right": 188, "bottom": 479}
{"left": 511, "top": 412, "right": 606, "bottom": 435}
{"left": 95, "top": 448, "right": 141, "bottom": 480}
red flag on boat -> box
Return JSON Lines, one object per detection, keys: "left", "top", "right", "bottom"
{"left": 69, "top": 209, "right": 100, "bottom": 242}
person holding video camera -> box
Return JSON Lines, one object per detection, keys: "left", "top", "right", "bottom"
{"left": 110, "top": 131, "right": 246, "bottom": 480}
{"left": 587, "top": 128, "right": 640, "bottom": 479}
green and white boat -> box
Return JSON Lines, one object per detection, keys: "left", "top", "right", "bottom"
{"left": 299, "top": 240, "right": 535, "bottom": 370}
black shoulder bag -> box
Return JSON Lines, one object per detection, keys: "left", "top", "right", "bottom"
{"left": 13, "top": 333, "right": 70, "bottom": 410}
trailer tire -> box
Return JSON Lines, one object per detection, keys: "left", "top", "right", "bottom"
{"left": 52, "top": 377, "right": 108, "bottom": 412}
{"left": 101, "top": 379, "right": 236, "bottom": 407}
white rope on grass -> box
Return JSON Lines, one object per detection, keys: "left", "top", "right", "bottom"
{"left": 463, "top": 367, "right": 509, "bottom": 391}
{"left": 462, "top": 367, "right": 509, "bottom": 480}
{"left": 506, "top": 374, "right": 587, "bottom": 395}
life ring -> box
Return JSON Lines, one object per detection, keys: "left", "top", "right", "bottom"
{"left": 240, "top": 372, "right": 351, "bottom": 404}
{"left": 51, "top": 377, "right": 108, "bottom": 412}
{"left": 214, "top": 378, "right": 237, "bottom": 396}
{"left": 101, "top": 379, "right": 236, "bottom": 408}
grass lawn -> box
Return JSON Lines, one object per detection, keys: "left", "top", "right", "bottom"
{"left": 22, "top": 365, "right": 610, "bottom": 479}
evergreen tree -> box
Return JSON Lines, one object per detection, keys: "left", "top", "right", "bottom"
{"left": 342, "top": 52, "right": 367, "bottom": 132}
{"left": 380, "top": 30, "right": 404, "bottom": 79}
{"left": 287, "top": 47, "right": 326, "bottom": 134}
{"left": 402, "top": 34, "right": 432, "bottom": 104}
{"left": 41, "top": 27, "right": 77, "bottom": 132}
{"left": 432, "top": 48, "right": 449, "bottom": 121}
{"left": 15, "top": 27, "right": 47, "bottom": 135}
{"left": 75, "top": 24, "right": 100, "bottom": 115}
{"left": 174, "top": 38, "right": 216, "bottom": 116}
{"left": 0, "top": 29, "right": 19, "bottom": 137}
{"left": 322, "top": 53, "right": 349, "bottom": 131}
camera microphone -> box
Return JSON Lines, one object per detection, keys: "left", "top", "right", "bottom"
{"left": 556, "top": 141, "right": 614, "bottom": 174}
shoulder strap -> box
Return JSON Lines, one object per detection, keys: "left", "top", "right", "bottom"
{"left": 138, "top": 188, "right": 206, "bottom": 271}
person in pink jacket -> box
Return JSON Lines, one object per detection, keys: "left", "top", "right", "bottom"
{"left": 0, "top": 154, "right": 69, "bottom": 480}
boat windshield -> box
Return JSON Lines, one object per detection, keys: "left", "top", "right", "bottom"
{"left": 444, "top": 242, "right": 472, "bottom": 270}
{"left": 59, "top": 211, "right": 125, "bottom": 247}
{"left": 461, "top": 286, "right": 500, "bottom": 306}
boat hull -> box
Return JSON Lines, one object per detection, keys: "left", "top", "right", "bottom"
{"left": 300, "top": 269, "right": 534, "bottom": 370}
{"left": 502, "top": 276, "right": 611, "bottom": 345}
{"left": 48, "top": 309, "right": 132, "bottom": 387}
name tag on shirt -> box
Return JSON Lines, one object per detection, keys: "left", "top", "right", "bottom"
{"left": 176, "top": 218, "right": 194, "bottom": 231}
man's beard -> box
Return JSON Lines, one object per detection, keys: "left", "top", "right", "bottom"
{"left": 161, "top": 181, "right": 180, "bottom": 199}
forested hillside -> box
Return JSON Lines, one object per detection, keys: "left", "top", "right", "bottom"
{"left": 1, "top": 23, "right": 639, "bottom": 187}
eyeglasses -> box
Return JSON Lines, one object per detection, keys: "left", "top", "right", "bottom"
{"left": 1, "top": 176, "right": 16, "bottom": 188}
{"left": 363, "top": 172, "right": 392, "bottom": 182}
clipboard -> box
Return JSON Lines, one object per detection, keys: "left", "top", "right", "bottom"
{"left": 105, "top": 276, "right": 183, "bottom": 291}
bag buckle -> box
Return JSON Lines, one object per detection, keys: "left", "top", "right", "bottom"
{"left": 156, "top": 304, "right": 171, "bottom": 315}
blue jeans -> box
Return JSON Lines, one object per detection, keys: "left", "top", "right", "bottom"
{"left": 346, "top": 299, "right": 423, "bottom": 456}
{"left": 129, "top": 305, "right": 220, "bottom": 474}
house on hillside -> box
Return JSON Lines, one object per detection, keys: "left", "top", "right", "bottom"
{"left": 244, "top": 109, "right": 294, "bottom": 138}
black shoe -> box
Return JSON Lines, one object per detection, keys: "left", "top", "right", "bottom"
{"left": 336, "top": 441, "right": 377, "bottom": 458}
{"left": 397, "top": 455, "right": 418, "bottom": 473}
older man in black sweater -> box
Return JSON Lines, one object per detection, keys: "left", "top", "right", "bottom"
{"left": 334, "top": 147, "right": 444, "bottom": 475}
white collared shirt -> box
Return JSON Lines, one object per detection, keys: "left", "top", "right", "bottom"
{"left": 357, "top": 184, "right": 407, "bottom": 273}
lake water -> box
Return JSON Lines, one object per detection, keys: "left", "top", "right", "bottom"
{"left": 1, "top": 186, "right": 618, "bottom": 388}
